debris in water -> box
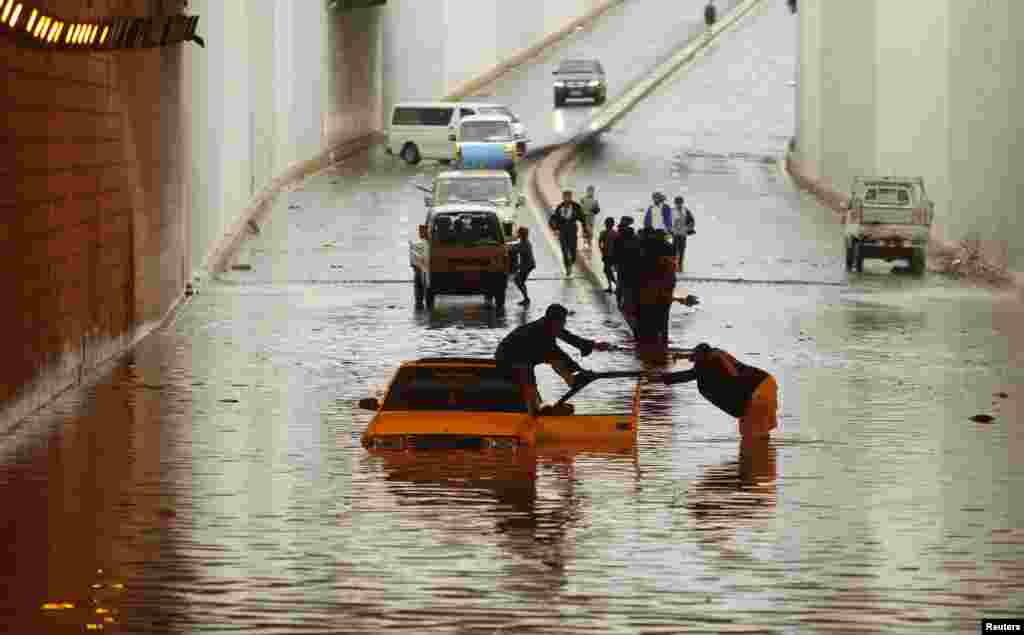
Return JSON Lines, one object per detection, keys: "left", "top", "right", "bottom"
{"left": 220, "top": 398, "right": 240, "bottom": 404}
{"left": 995, "top": 392, "right": 1009, "bottom": 398}
{"left": 969, "top": 414, "right": 994, "bottom": 423}
{"left": 231, "top": 264, "right": 253, "bottom": 271}
{"left": 289, "top": 204, "right": 301, "bottom": 210}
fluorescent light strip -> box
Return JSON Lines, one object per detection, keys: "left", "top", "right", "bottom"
{"left": 99, "top": 25, "right": 108, "bottom": 44}
{"left": 24, "top": 7, "right": 35, "bottom": 31}
{"left": 1, "top": 1, "right": 11, "bottom": 23}
{"left": 9, "top": 4, "right": 22, "bottom": 28}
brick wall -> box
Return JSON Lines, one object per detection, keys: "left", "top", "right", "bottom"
{"left": 0, "top": 0, "right": 189, "bottom": 428}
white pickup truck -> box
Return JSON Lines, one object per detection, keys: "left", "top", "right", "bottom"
{"left": 418, "top": 170, "right": 524, "bottom": 239}
{"left": 844, "top": 177, "right": 934, "bottom": 274}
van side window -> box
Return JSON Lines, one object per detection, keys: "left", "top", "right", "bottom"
{"left": 392, "top": 107, "right": 420, "bottom": 125}
{"left": 423, "top": 108, "right": 454, "bottom": 126}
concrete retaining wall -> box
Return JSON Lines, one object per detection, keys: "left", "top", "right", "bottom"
{"left": 381, "top": 0, "right": 611, "bottom": 114}
{"left": 0, "top": 1, "right": 385, "bottom": 431}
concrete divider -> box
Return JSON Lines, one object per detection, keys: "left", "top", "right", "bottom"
{"left": 528, "top": 0, "right": 769, "bottom": 289}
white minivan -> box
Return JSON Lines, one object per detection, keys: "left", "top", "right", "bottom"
{"left": 387, "top": 101, "right": 527, "bottom": 165}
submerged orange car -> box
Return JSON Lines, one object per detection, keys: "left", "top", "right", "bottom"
{"left": 358, "top": 358, "right": 641, "bottom": 451}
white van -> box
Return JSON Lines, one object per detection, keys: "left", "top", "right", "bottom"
{"left": 387, "top": 101, "right": 527, "bottom": 165}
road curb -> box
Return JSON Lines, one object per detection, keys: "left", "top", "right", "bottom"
{"left": 529, "top": 0, "right": 769, "bottom": 289}
{"left": 205, "top": 131, "right": 385, "bottom": 278}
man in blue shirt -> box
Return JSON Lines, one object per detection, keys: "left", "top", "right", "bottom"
{"left": 643, "top": 191, "right": 674, "bottom": 233}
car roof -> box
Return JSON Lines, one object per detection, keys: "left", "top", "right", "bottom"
{"left": 393, "top": 101, "right": 508, "bottom": 110}
{"left": 436, "top": 170, "right": 512, "bottom": 180}
{"left": 430, "top": 203, "right": 500, "bottom": 214}
{"left": 459, "top": 114, "right": 514, "bottom": 124}
{"left": 404, "top": 357, "right": 499, "bottom": 367}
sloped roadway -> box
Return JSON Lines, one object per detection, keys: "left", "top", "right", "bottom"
{"left": 1, "top": 1, "right": 1022, "bottom": 633}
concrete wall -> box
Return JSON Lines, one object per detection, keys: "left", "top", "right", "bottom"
{"left": 185, "top": 0, "right": 382, "bottom": 279}
{"left": 1, "top": 0, "right": 384, "bottom": 431}
{"left": 382, "top": 0, "right": 607, "bottom": 113}
{"left": 0, "top": 0, "right": 190, "bottom": 429}
{"left": 797, "top": 0, "right": 1024, "bottom": 272}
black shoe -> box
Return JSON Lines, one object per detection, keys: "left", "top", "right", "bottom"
{"left": 518, "top": 298, "right": 530, "bottom": 306}
{"left": 605, "top": 287, "right": 614, "bottom": 294}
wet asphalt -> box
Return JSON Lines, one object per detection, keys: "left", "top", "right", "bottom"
{"left": 1, "top": 1, "right": 1022, "bottom": 633}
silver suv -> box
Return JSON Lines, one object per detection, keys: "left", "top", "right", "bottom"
{"left": 553, "top": 59, "right": 606, "bottom": 107}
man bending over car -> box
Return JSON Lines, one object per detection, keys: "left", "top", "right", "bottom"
{"left": 496, "top": 304, "right": 611, "bottom": 415}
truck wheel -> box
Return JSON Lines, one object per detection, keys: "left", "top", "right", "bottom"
{"left": 910, "top": 248, "right": 926, "bottom": 275}
{"left": 400, "top": 143, "right": 421, "bottom": 165}
{"left": 425, "top": 286, "right": 436, "bottom": 309}
{"left": 413, "top": 268, "right": 425, "bottom": 307}
{"left": 845, "top": 242, "right": 855, "bottom": 271}
{"left": 853, "top": 241, "right": 864, "bottom": 273}
{"left": 554, "top": 93, "right": 564, "bottom": 108}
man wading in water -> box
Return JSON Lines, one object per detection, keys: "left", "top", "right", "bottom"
{"left": 659, "top": 343, "right": 778, "bottom": 439}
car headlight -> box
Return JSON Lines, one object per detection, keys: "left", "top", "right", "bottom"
{"left": 553, "top": 80, "right": 565, "bottom": 87}
{"left": 588, "top": 80, "right": 600, "bottom": 87}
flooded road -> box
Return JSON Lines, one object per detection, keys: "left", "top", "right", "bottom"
{"left": 2, "top": 0, "right": 1022, "bottom": 633}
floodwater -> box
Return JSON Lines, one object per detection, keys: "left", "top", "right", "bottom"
{"left": 1, "top": 1, "right": 1022, "bottom": 633}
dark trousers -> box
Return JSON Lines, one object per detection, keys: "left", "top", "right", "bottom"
{"left": 559, "top": 237, "right": 577, "bottom": 271}
{"left": 514, "top": 266, "right": 534, "bottom": 299}
{"left": 673, "top": 235, "right": 687, "bottom": 267}
{"left": 637, "top": 303, "right": 672, "bottom": 344}
{"left": 603, "top": 260, "right": 617, "bottom": 289}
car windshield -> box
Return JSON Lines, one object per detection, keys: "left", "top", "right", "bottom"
{"left": 557, "top": 60, "right": 598, "bottom": 74}
{"left": 477, "top": 106, "right": 519, "bottom": 123}
{"left": 382, "top": 366, "right": 528, "bottom": 413}
{"left": 865, "top": 187, "right": 912, "bottom": 205}
{"left": 461, "top": 121, "right": 513, "bottom": 142}
{"left": 431, "top": 213, "right": 502, "bottom": 246}
{"left": 436, "top": 178, "right": 512, "bottom": 204}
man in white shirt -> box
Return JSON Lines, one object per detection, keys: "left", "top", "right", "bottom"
{"left": 671, "top": 195, "right": 695, "bottom": 271}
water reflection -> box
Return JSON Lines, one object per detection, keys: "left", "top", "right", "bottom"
{"left": 411, "top": 302, "right": 513, "bottom": 331}
{"left": 685, "top": 439, "right": 777, "bottom": 558}
{"left": 366, "top": 447, "right": 636, "bottom": 599}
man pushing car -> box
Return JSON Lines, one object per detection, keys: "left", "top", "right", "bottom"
{"left": 495, "top": 304, "right": 611, "bottom": 415}
{"left": 658, "top": 342, "right": 779, "bottom": 440}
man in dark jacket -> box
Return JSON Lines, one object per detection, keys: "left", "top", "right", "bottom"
{"left": 704, "top": 1, "right": 717, "bottom": 29}
{"left": 635, "top": 229, "right": 678, "bottom": 344}
{"left": 660, "top": 343, "right": 778, "bottom": 439}
{"left": 496, "top": 303, "right": 611, "bottom": 414}
{"left": 550, "top": 190, "right": 584, "bottom": 276}
{"left": 612, "top": 218, "right": 636, "bottom": 308}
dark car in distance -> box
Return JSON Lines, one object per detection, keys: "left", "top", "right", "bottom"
{"left": 553, "top": 59, "right": 606, "bottom": 107}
